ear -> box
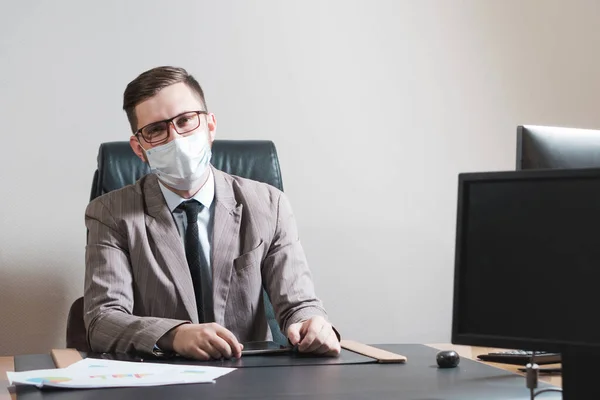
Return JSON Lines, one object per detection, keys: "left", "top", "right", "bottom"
{"left": 207, "top": 113, "right": 217, "bottom": 144}
{"left": 129, "top": 136, "right": 148, "bottom": 163}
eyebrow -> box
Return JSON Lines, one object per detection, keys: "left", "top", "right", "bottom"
{"left": 140, "top": 110, "right": 198, "bottom": 129}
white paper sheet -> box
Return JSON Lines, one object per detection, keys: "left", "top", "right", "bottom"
{"left": 7, "top": 358, "right": 236, "bottom": 389}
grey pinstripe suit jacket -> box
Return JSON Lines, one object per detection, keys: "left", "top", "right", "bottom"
{"left": 83, "top": 166, "right": 328, "bottom": 354}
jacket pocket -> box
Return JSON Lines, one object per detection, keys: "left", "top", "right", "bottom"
{"left": 233, "top": 241, "right": 265, "bottom": 272}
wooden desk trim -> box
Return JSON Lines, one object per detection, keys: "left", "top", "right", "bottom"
{"left": 0, "top": 356, "right": 15, "bottom": 400}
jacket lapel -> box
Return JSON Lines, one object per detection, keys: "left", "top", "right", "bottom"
{"left": 211, "top": 167, "right": 242, "bottom": 326}
{"left": 142, "top": 174, "right": 199, "bottom": 323}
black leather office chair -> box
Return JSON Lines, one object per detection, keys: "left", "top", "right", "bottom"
{"left": 66, "top": 140, "right": 288, "bottom": 351}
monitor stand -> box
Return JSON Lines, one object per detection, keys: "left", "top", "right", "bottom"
{"left": 561, "top": 345, "right": 600, "bottom": 399}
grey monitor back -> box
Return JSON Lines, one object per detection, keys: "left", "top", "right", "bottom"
{"left": 517, "top": 125, "right": 600, "bottom": 170}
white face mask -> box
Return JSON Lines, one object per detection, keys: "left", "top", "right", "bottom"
{"left": 143, "top": 130, "right": 212, "bottom": 190}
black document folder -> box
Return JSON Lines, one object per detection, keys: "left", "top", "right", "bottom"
{"left": 85, "top": 347, "right": 377, "bottom": 368}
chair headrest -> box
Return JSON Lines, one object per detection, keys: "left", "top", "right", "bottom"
{"left": 90, "top": 140, "right": 284, "bottom": 201}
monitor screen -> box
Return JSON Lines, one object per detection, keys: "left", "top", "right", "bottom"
{"left": 452, "top": 168, "right": 600, "bottom": 351}
{"left": 517, "top": 125, "right": 600, "bottom": 170}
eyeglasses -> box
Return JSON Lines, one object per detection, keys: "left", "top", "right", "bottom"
{"left": 135, "top": 110, "right": 208, "bottom": 145}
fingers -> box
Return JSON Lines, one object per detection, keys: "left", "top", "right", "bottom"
{"left": 313, "top": 333, "right": 341, "bottom": 356}
{"left": 295, "top": 317, "right": 341, "bottom": 356}
{"left": 203, "top": 324, "right": 243, "bottom": 359}
{"left": 323, "top": 344, "right": 342, "bottom": 357}
{"left": 287, "top": 322, "right": 302, "bottom": 345}
{"left": 215, "top": 326, "right": 243, "bottom": 358}
{"left": 208, "top": 335, "right": 234, "bottom": 359}
{"left": 300, "top": 321, "right": 329, "bottom": 353}
{"left": 297, "top": 317, "right": 326, "bottom": 352}
{"left": 299, "top": 319, "right": 310, "bottom": 337}
{"left": 188, "top": 347, "right": 212, "bottom": 361}
{"left": 172, "top": 323, "right": 243, "bottom": 360}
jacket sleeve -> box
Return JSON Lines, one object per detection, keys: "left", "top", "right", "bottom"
{"left": 261, "top": 191, "right": 331, "bottom": 336}
{"left": 83, "top": 198, "right": 187, "bottom": 354}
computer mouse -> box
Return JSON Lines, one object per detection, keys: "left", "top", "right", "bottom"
{"left": 436, "top": 350, "right": 460, "bottom": 368}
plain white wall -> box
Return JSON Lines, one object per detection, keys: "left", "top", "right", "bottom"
{"left": 1, "top": 0, "right": 600, "bottom": 356}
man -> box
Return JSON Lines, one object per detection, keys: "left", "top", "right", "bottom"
{"left": 83, "top": 66, "right": 340, "bottom": 360}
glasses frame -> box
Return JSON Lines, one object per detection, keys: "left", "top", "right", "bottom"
{"left": 135, "top": 110, "right": 209, "bottom": 145}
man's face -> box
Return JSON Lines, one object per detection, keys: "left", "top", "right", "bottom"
{"left": 129, "top": 82, "right": 216, "bottom": 161}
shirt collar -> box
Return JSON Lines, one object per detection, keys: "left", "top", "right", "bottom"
{"left": 158, "top": 169, "right": 215, "bottom": 212}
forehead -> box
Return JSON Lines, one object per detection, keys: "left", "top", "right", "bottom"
{"left": 134, "top": 82, "right": 204, "bottom": 129}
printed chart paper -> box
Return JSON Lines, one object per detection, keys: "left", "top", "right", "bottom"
{"left": 7, "top": 358, "right": 236, "bottom": 388}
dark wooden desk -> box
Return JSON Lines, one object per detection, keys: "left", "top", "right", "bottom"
{"left": 0, "top": 345, "right": 561, "bottom": 400}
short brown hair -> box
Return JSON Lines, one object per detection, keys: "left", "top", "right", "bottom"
{"left": 123, "top": 66, "right": 207, "bottom": 133}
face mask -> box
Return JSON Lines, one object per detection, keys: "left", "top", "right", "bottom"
{"left": 143, "top": 130, "right": 212, "bottom": 190}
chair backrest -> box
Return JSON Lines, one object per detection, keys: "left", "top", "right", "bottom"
{"left": 90, "top": 140, "right": 284, "bottom": 200}
{"left": 67, "top": 140, "right": 287, "bottom": 351}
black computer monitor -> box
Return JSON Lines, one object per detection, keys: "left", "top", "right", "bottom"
{"left": 517, "top": 124, "right": 600, "bottom": 170}
{"left": 451, "top": 168, "right": 600, "bottom": 399}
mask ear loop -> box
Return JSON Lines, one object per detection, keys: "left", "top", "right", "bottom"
{"left": 137, "top": 136, "right": 151, "bottom": 164}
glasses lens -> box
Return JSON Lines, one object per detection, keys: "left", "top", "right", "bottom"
{"left": 174, "top": 112, "right": 201, "bottom": 134}
{"left": 141, "top": 122, "right": 169, "bottom": 143}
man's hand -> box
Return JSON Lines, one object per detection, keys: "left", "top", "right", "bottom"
{"left": 287, "top": 316, "right": 341, "bottom": 356}
{"left": 158, "top": 323, "right": 244, "bottom": 360}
